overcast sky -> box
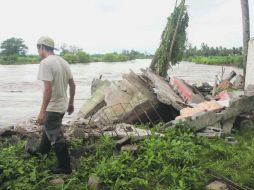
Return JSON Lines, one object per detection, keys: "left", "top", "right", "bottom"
{"left": 0, "top": 0, "right": 253, "bottom": 54}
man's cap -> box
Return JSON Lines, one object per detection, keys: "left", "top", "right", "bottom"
{"left": 37, "top": 36, "right": 58, "bottom": 50}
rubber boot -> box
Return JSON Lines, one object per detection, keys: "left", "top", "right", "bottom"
{"left": 50, "top": 143, "right": 72, "bottom": 174}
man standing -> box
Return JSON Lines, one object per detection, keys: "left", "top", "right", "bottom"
{"left": 36, "top": 36, "right": 76, "bottom": 174}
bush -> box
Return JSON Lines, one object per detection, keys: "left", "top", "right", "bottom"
{"left": 77, "top": 51, "right": 90, "bottom": 63}
{"left": 102, "top": 53, "right": 118, "bottom": 62}
{"left": 63, "top": 53, "right": 78, "bottom": 64}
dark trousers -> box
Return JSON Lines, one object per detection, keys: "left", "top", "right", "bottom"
{"left": 39, "top": 112, "right": 65, "bottom": 154}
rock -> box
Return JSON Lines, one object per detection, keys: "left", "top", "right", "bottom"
{"left": 206, "top": 180, "right": 229, "bottom": 190}
{"left": 74, "top": 118, "right": 90, "bottom": 126}
{"left": 222, "top": 117, "right": 236, "bottom": 135}
{"left": 70, "top": 156, "right": 81, "bottom": 170}
{"left": 49, "top": 178, "right": 64, "bottom": 185}
{"left": 196, "top": 82, "right": 213, "bottom": 95}
{"left": 196, "top": 126, "right": 224, "bottom": 138}
{"left": 70, "top": 144, "right": 95, "bottom": 159}
{"left": 239, "top": 119, "right": 254, "bottom": 129}
{"left": 0, "top": 126, "right": 15, "bottom": 136}
{"left": 116, "top": 136, "right": 131, "bottom": 150}
{"left": 7, "top": 135, "right": 20, "bottom": 145}
{"left": 72, "top": 127, "right": 88, "bottom": 139}
{"left": 121, "top": 144, "right": 138, "bottom": 153}
{"left": 88, "top": 175, "right": 101, "bottom": 190}
{"left": 25, "top": 137, "right": 40, "bottom": 155}
{"left": 233, "top": 75, "right": 244, "bottom": 89}
{"left": 225, "top": 137, "right": 237, "bottom": 144}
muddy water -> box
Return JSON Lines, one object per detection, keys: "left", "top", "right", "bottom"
{"left": 0, "top": 60, "right": 242, "bottom": 127}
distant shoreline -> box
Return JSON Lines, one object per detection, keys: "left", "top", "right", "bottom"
{"left": 0, "top": 58, "right": 151, "bottom": 65}
{"left": 183, "top": 55, "right": 243, "bottom": 68}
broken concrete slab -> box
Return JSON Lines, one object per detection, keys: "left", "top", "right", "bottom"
{"left": 141, "top": 69, "right": 184, "bottom": 110}
{"left": 166, "top": 92, "right": 254, "bottom": 132}
{"left": 102, "top": 123, "right": 164, "bottom": 138}
{"left": 197, "top": 126, "right": 223, "bottom": 138}
{"left": 79, "top": 79, "right": 111, "bottom": 119}
{"left": 176, "top": 100, "right": 223, "bottom": 120}
{"left": 89, "top": 71, "right": 160, "bottom": 126}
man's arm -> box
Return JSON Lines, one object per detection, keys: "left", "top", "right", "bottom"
{"left": 67, "top": 78, "right": 76, "bottom": 115}
{"left": 37, "top": 81, "right": 52, "bottom": 124}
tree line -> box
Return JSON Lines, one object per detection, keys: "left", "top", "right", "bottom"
{"left": 59, "top": 44, "right": 152, "bottom": 63}
{"left": 184, "top": 43, "right": 242, "bottom": 58}
{"left": 183, "top": 43, "right": 243, "bottom": 68}
{"left": 0, "top": 37, "right": 152, "bottom": 64}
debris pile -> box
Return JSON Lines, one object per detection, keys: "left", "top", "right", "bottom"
{"left": 68, "top": 63, "right": 254, "bottom": 139}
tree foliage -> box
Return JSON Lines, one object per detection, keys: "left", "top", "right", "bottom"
{"left": 184, "top": 43, "right": 243, "bottom": 57}
{"left": 0, "top": 38, "right": 28, "bottom": 56}
{"left": 150, "top": 0, "right": 189, "bottom": 77}
{"left": 76, "top": 51, "right": 90, "bottom": 63}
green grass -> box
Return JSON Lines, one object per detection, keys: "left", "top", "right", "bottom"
{"left": 0, "top": 55, "right": 39, "bottom": 65}
{"left": 185, "top": 55, "right": 243, "bottom": 68}
{"left": 1, "top": 124, "right": 254, "bottom": 189}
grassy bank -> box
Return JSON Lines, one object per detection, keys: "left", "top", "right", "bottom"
{"left": 1, "top": 124, "right": 254, "bottom": 190}
{"left": 184, "top": 55, "right": 243, "bottom": 68}
{"left": 0, "top": 55, "right": 39, "bottom": 65}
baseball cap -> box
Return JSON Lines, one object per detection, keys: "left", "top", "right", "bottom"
{"left": 37, "top": 36, "right": 58, "bottom": 50}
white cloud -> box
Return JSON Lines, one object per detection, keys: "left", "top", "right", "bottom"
{"left": 0, "top": 0, "right": 253, "bottom": 54}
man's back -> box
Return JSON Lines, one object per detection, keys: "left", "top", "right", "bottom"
{"left": 37, "top": 55, "right": 73, "bottom": 113}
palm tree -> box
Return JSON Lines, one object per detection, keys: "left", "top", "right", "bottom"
{"left": 240, "top": 0, "right": 250, "bottom": 78}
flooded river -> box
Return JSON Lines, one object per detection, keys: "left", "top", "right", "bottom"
{"left": 0, "top": 59, "right": 242, "bottom": 127}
